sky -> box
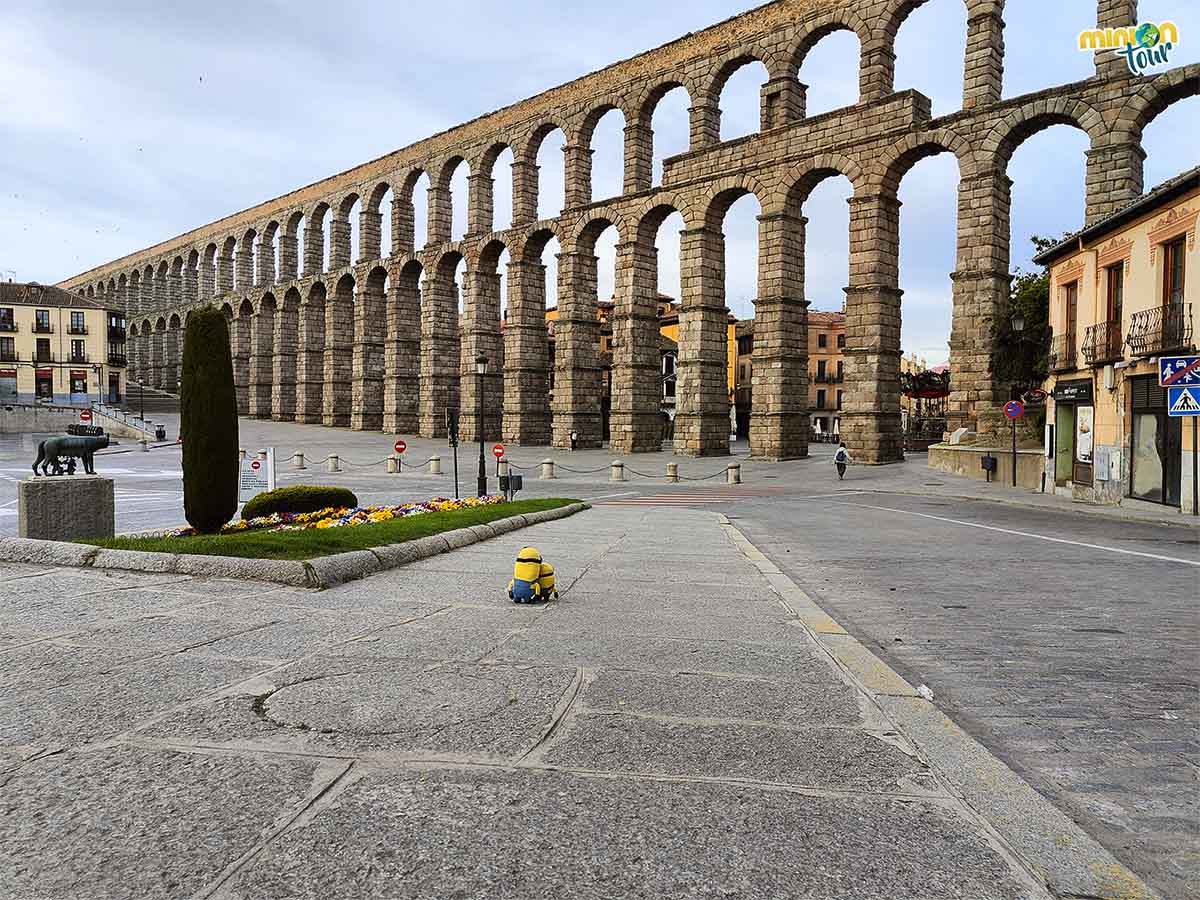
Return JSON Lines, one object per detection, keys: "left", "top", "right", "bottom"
{"left": 2, "top": 1, "right": 1197, "bottom": 366}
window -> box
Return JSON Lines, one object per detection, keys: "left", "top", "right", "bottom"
{"left": 837, "top": 333, "right": 845, "bottom": 349}
{"left": 817, "top": 359, "right": 827, "bottom": 381}
{"left": 71, "top": 340, "right": 86, "bottom": 362}
{"left": 816, "top": 389, "right": 827, "bottom": 409}
{"left": 0, "top": 307, "right": 13, "bottom": 331}
{"left": 836, "top": 360, "right": 844, "bottom": 381}
{"left": 0, "top": 336, "right": 14, "bottom": 361}
{"left": 1065, "top": 281, "right": 1078, "bottom": 342}
{"left": 818, "top": 333, "right": 828, "bottom": 348}
{"left": 1106, "top": 264, "right": 1123, "bottom": 324}
{"left": 70, "top": 373, "right": 87, "bottom": 394}
{"left": 836, "top": 390, "right": 843, "bottom": 409}
{"left": 69, "top": 311, "right": 86, "bottom": 334}
{"left": 36, "top": 338, "right": 51, "bottom": 361}
{"left": 1163, "top": 237, "right": 1185, "bottom": 308}
{"left": 34, "top": 309, "right": 51, "bottom": 333}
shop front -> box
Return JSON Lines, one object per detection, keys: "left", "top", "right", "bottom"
{"left": 1129, "top": 374, "right": 1182, "bottom": 507}
{"left": 1052, "top": 379, "right": 1095, "bottom": 489}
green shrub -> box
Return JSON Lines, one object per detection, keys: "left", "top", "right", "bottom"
{"left": 241, "top": 485, "right": 359, "bottom": 521}
{"left": 180, "top": 306, "right": 239, "bottom": 534}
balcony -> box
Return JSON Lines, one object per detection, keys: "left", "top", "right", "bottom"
{"left": 68, "top": 325, "right": 88, "bottom": 335}
{"left": 0, "top": 350, "right": 18, "bottom": 362}
{"left": 1126, "top": 304, "right": 1194, "bottom": 357}
{"left": 108, "top": 354, "right": 128, "bottom": 367}
{"left": 108, "top": 326, "right": 127, "bottom": 341}
{"left": 32, "top": 323, "right": 53, "bottom": 334}
{"left": 34, "top": 350, "right": 54, "bottom": 363}
{"left": 1081, "top": 321, "right": 1123, "bottom": 366}
{"left": 0, "top": 321, "right": 15, "bottom": 333}
{"left": 813, "top": 372, "right": 845, "bottom": 384}
{"left": 1048, "top": 333, "right": 1077, "bottom": 373}
{"left": 69, "top": 352, "right": 89, "bottom": 364}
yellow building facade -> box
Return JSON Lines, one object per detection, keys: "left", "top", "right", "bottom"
{"left": 1034, "top": 168, "right": 1198, "bottom": 514}
{"left": 0, "top": 282, "right": 127, "bottom": 405}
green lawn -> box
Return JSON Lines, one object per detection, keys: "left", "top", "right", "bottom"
{"left": 81, "top": 498, "right": 580, "bottom": 561}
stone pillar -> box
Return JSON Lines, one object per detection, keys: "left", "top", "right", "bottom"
{"left": 167, "top": 265, "right": 182, "bottom": 309}
{"left": 688, "top": 101, "right": 721, "bottom": 151}
{"left": 359, "top": 208, "right": 383, "bottom": 261}
{"left": 841, "top": 193, "right": 903, "bottom": 464}
{"left": 467, "top": 173, "right": 494, "bottom": 235}
{"left": 552, "top": 249, "right": 603, "bottom": 448}
{"left": 962, "top": 6, "right": 1005, "bottom": 109}
{"left": 272, "top": 299, "right": 298, "bottom": 421}
{"left": 1095, "top": 0, "right": 1138, "bottom": 79}
{"left": 351, "top": 279, "right": 385, "bottom": 431}
{"left": 609, "top": 241, "right": 662, "bottom": 453}
{"left": 383, "top": 276, "right": 421, "bottom": 434}
{"left": 235, "top": 244, "right": 253, "bottom": 290}
{"left": 624, "top": 121, "right": 653, "bottom": 194}
{"left": 279, "top": 231, "right": 299, "bottom": 281}
{"left": 329, "top": 217, "right": 352, "bottom": 270}
{"left": 394, "top": 199, "right": 416, "bottom": 255}
{"left": 295, "top": 296, "right": 325, "bottom": 423}
{"left": 761, "top": 76, "right": 805, "bottom": 129}
{"left": 563, "top": 145, "right": 593, "bottom": 209}
{"left": 1085, "top": 140, "right": 1145, "bottom": 225}
{"left": 199, "top": 254, "right": 216, "bottom": 300}
{"left": 503, "top": 259, "right": 551, "bottom": 444}
{"left": 427, "top": 185, "right": 453, "bottom": 246}
{"left": 860, "top": 40, "right": 896, "bottom": 103}
{"left": 418, "top": 270, "right": 461, "bottom": 438}
{"left": 949, "top": 167, "right": 1013, "bottom": 439}
{"left": 460, "top": 268, "right": 504, "bottom": 442}
{"left": 511, "top": 159, "right": 539, "bottom": 226}
{"left": 19, "top": 477, "right": 114, "bottom": 540}
{"left": 231, "top": 312, "right": 251, "bottom": 416}
{"left": 163, "top": 327, "right": 181, "bottom": 393}
{"left": 323, "top": 291, "right": 353, "bottom": 427}
{"left": 182, "top": 263, "right": 198, "bottom": 305}
{"left": 751, "top": 211, "right": 809, "bottom": 460}
{"left": 303, "top": 220, "right": 324, "bottom": 275}
{"left": 153, "top": 271, "right": 167, "bottom": 312}
{"left": 256, "top": 236, "right": 275, "bottom": 286}
{"left": 248, "top": 308, "right": 274, "bottom": 418}
{"left": 148, "top": 328, "right": 164, "bottom": 389}
{"left": 674, "top": 226, "right": 730, "bottom": 457}
{"left": 218, "top": 247, "right": 235, "bottom": 295}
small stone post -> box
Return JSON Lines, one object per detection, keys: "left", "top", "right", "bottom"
{"left": 429, "top": 455, "right": 442, "bottom": 475}
{"left": 726, "top": 463, "right": 741, "bottom": 485}
{"left": 610, "top": 460, "right": 625, "bottom": 482}
{"left": 387, "top": 457, "right": 398, "bottom": 474}
{"left": 666, "top": 463, "right": 679, "bottom": 483}
{"left": 541, "top": 459, "right": 555, "bottom": 479}
{"left": 327, "top": 454, "right": 340, "bottom": 473}
{"left": 293, "top": 451, "right": 306, "bottom": 470}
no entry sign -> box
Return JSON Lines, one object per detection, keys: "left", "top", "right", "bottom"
{"left": 79, "top": 409, "right": 92, "bottom": 423}
{"left": 1003, "top": 400, "right": 1024, "bottom": 420}
{"left": 394, "top": 440, "right": 407, "bottom": 454}
{"left": 492, "top": 443, "right": 506, "bottom": 459}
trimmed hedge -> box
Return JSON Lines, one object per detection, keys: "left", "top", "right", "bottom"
{"left": 241, "top": 485, "right": 359, "bottom": 521}
{"left": 181, "top": 306, "right": 238, "bottom": 534}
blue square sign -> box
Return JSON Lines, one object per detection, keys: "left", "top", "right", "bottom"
{"left": 1159, "top": 356, "right": 1200, "bottom": 388}
{"left": 1167, "top": 386, "right": 1200, "bottom": 417}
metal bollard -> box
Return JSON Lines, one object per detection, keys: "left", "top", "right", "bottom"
{"left": 610, "top": 460, "right": 625, "bottom": 482}
{"left": 293, "top": 451, "right": 306, "bottom": 470}
{"left": 327, "top": 454, "right": 340, "bottom": 473}
{"left": 541, "top": 458, "right": 555, "bottom": 479}
{"left": 666, "top": 463, "right": 679, "bottom": 483}
{"left": 140, "top": 439, "right": 149, "bottom": 453}
{"left": 727, "top": 462, "right": 741, "bottom": 485}
{"left": 429, "top": 455, "right": 442, "bottom": 475}
{"left": 387, "top": 456, "right": 398, "bottom": 474}
{"left": 498, "top": 459, "right": 509, "bottom": 478}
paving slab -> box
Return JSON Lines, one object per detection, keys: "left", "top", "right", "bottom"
{"left": 230, "top": 767, "right": 1038, "bottom": 900}
{"left": 0, "top": 746, "right": 326, "bottom": 900}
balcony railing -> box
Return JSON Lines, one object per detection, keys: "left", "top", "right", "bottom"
{"left": 1126, "top": 304, "right": 1194, "bottom": 357}
{"left": 812, "top": 373, "right": 844, "bottom": 384}
{"left": 108, "top": 354, "right": 128, "bottom": 367}
{"left": 69, "top": 352, "right": 89, "bottom": 364}
{"left": 1081, "top": 320, "right": 1123, "bottom": 366}
{"left": 68, "top": 325, "right": 88, "bottom": 335}
{"left": 0, "top": 351, "right": 18, "bottom": 362}
{"left": 1048, "top": 333, "right": 1077, "bottom": 373}
{"left": 34, "top": 350, "right": 54, "bottom": 362}
{"left": 33, "top": 323, "right": 53, "bottom": 334}
{"left": 108, "top": 326, "right": 127, "bottom": 341}
{"left": 0, "top": 322, "right": 16, "bottom": 333}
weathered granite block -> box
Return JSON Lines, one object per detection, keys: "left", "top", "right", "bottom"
{"left": 18, "top": 476, "right": 115, "bottom": 541}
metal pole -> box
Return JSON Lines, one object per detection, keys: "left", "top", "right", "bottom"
{"left": 453, "top": 441, "right": 459, "bottom": 500}
{"left": 1193, "top": 417, "right": 1198, "bottom": 517}
{"left": 1011, "top": 418, "right": 1017, "bottom": 488}
{"left": 139, "top": 380, "right": 144, "bottom": 421}
{"left": 476, "top": 369, "right": 487, "bottom": 497}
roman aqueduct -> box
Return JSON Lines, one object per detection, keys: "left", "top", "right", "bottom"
{"left": 60, "top": 0, "right": 1198, "bottom": 461}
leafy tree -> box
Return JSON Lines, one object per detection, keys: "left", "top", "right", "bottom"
{"left": 992, "top": 234, "right": 1062, "bottom": 394}
{"left": 180, "top": 306, "right": 238, "bottom": 533}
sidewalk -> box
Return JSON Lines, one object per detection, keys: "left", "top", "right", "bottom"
{"left": 0, "top": 506, "right": 1152, "bottom": 899}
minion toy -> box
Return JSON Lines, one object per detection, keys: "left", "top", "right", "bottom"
{"left": 508, "top": 547, "right": 544, "bottom": 604}
{"left": 537, "top": 562, "right": 558, "bottom": 601}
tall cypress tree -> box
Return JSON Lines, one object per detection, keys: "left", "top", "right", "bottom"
{"left": 180, "top": 306, "right": 239, "bottom": 533}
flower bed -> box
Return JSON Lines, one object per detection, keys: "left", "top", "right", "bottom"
{"left": 172, "top": 495, "right": 504, "bottom": 537}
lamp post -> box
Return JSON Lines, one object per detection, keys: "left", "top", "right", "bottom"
{"left": 137, "top": 379, "right": 144, "bottom": 421}
{"left": 475, "top": 353, "right": 487, "bottom": 497}
{"left": 1010, "top": 310, "right": 1025, "bottom": 488}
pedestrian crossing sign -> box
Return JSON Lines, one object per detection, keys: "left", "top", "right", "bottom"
{"left": 1167, "top": 386, "right": 1200, "bottom": 416}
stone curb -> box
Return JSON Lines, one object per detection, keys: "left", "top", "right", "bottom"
{"left": 716, "top": 513, "right": 1160, "bottom": 900}
{"left": 0, "top": 503, "right": 589, "bottom": 590}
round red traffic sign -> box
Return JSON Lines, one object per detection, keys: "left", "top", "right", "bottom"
{"left": 1003, "top": 400, "right": 1025, "bottom": 420}
{"left": 492, "top": 443, "right": 506, "bottom": 459}
{"left": 79, "top": 409, "right": 92, "bottom": 422}
{"left": 250, "top": 459, "right": 261, "bottom": 470}
{"left": 394, "top": 440, "right": 407, "bottom": 454}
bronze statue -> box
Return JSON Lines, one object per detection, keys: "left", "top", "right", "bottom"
{"left": 32, "top": 434, "right": 110, "bottom": 476}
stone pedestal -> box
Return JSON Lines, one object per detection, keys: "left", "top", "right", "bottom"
{"left": 18, "top": 476, "right": 115, "bottom": 541}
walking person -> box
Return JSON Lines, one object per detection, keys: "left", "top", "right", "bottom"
{"left": 833, "top": 441, "right": 852, "bottom": 480}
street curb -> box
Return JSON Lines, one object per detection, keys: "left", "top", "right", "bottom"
{"left": 716, "top": 512, "right": 1160, "bottom": 900}
{"left": 0, "top": 502, "right": 590, "bottom": 590}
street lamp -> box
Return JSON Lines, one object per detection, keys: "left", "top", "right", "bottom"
{"left": 137, "top": 379, "right": 144, "bottom": 421}
{"left": 1011, "top": 309, "right": 1025, "bottom": 334}
{"left": 475, "top": 353, "right": 487, "bottom": 498}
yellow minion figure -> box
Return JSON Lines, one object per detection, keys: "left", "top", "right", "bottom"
{"left": 537, "top": 562, "right": 558, "bottom": 600}
{"left": 508, "top": 547, "right": 544, "bottom": 604}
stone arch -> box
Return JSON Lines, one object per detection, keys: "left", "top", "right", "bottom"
{"left": 383, "top": 257, "right": 423, "bottom": 434}
{"left": 700, "top": 46, "right": 776, "bottom": 107}
{"left": 260, "top": 220, "right": 280, "bottom": 286}
{"left": 350, "top": 264, "right": 388, "bottom": 430}
{"left": 567, "top": 206, "right": 627, "bottom": 254}
{"left": 296, "top": 281, "right": 327, "bottom": 423}
{"left": 306, "top": 201, "right": 332, "bottom": 273}
{"left": 701, "top": 174, "right": 771, "bottom": 227}
{"left": 519, "top": 120, "right": 570, "bottom": 221}
{"left": 515, "top": 223, "right": 563, "bottom": 264}
{"left": 984, "top": 99, "right": 1107, "bottom": 168}
{"left": 364, "top": 179, "right": 395, "bottom": 260}
{"left": 282, "top": 211, "right": 304, "bottom": 280}
{"left": 872, "top": 129, "right": 972, "bottom": 195}
{"left": 274, "top": 286, "right": 301, "bottom": 421}
{"left": 1113, "top": 63, "right": 1200, "bottom": 141}
{"left": 788, "top": 9, "right": 871, "bottom": 76}
{"left": 324, "top": 272, "right": 357, "bottom": 426}
{"left": 249, "top": 292, "right": 277, "bottom": 418}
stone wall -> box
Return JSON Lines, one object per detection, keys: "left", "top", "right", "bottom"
{"left": 60, "top": 0, "right": 1199, "bottom": 461}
